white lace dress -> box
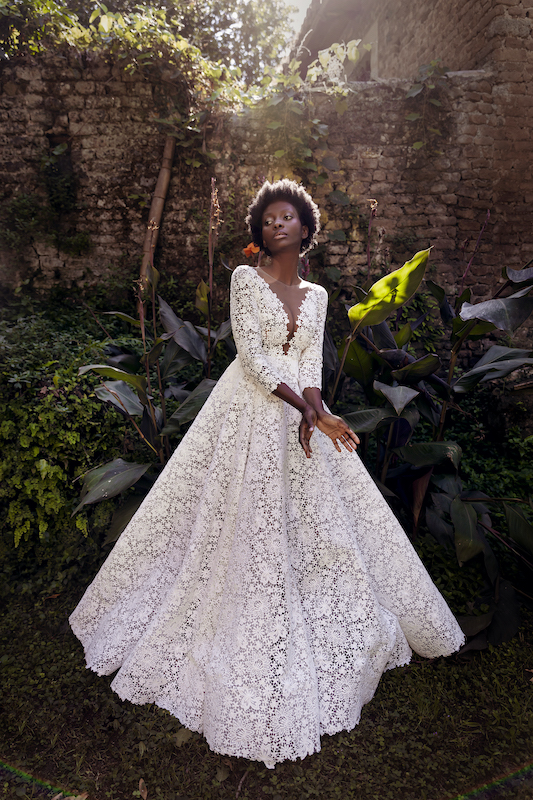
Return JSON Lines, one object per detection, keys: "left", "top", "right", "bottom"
{"left": 70, "top": 264, "right": 465, "bottom": 767}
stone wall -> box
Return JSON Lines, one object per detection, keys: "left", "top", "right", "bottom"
{"left": 0, "top": 50, "right": 531, "bottom": 349}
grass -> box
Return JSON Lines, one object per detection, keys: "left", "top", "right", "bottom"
{"left": 0, "top": 588, "right": 532, "bottom": 800}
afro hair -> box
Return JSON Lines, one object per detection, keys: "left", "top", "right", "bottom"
{"left": 246, "top": 179, "right": 321, "bottom": 256}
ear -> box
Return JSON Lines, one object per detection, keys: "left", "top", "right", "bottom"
{"left": 301, "top": 225, "right": 309, "bottom": 240}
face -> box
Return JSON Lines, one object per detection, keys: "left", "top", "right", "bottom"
{"left": 261, "top": 200, "right": 309, "bottom": 255}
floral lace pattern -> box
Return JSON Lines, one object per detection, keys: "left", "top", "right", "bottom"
{"left": 70, "top": 264, "right": 465, "bottom": 767}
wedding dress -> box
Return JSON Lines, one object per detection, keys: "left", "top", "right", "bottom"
{"left": 70, "top": 264, "right": 465, "bottom": 767}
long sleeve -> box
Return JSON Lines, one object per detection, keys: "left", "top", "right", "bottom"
{"left": 230, "top": 266, "right": 284, "bottom": 394}
{"left": 298, "top": 286, "right": 328, "bottom": 393}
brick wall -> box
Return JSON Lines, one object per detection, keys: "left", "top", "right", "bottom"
{"left": 0, "top": 50, "right": 532, "bottom": 348}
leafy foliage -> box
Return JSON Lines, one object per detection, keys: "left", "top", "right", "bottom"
{"left": 327, "top": 219, "right": 533, "bottom": 648}
{"left": 0, "top": 0, "right": 293, "bottom": 84}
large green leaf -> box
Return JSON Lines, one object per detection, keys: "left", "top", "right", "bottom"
{"left": 159, "top": 296, "right": 207, "bottom": 363}
{"left": 104, "top": 494, "right": 145, "bottom": 545}
{"left": 453, "top": 355, "right": 533, "bottom": 393}
{"left": 343, "top": 407, "right": 395, "bottom": 433}
{"left": 504, "top": 503, "right": 533, "bottom": 557}
{"left": 451, "top": 316, "right": 495, "bottom": 344}
{"left": 95, "top": 380, "right": 144, "bottom": 416}
{"left": 161, "top": 378, "right": 217, "bottom": 435}
{"left": 459, "top": 296, "right": 533, "bottom": 333}
{"left": 371, "top": 321, "right": 397, "bottom": 350}
{"left": 342, "top": 339, "right": 375, "bottom": 384}
{"left": 160, "top": 340, "right": 193, "bottom": 379}
{"left": 373, "top": 380, "right": 419, "bottom": 415}
{"left": 348, "top": 249, "right": 430, "bottom": 329}
{"left": 392, "top": 354, "right": 441, "bottom": 383}
{"left": 73, "top": 458, "right": 150, "bottom": 515}
{"left": 451, "top": 497, "right": 483, "bottom": 565}
{"left": 426, "top": 508, "right": 454, "bottom": 549}
{"left": 395, "top": 441, "right": 462, "bottom": 469}
{"left": 78, "top": 364, "right": 148, "bottom": 405}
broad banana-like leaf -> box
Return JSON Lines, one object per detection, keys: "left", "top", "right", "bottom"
{"left": 159, "top": 296, "right": 207, "bottom": 363}
{"left": 451, "top": 316, "right": 495, "bottom": 343}
{"left": 371, "top": 321, "right": 397, "bottom": 350}
{"left": 95, "top": 380, "right": 144, "bottom": 416}
{"left": 394, "top": 322, "right": 412, "bottom": 348}
{"left": 450, "top": 497, "right": 483, "bottom": 565}
{"left": 342, "top": 339, "right": 375, "bottom": 384}
{"left": 106, "top": 352, "right": 141, "bottom": 374}
{"left": 460, "top": 295, "right": 533, "bottom": 333}
{"left": 373, "top": 380, "right": 419, "bottom": 415}
{"left": 457, "top": 611, "right": 495, "bottom": 637}
{"left": 161, "top": 378, "right": 217, "bottom": 435}
{"left": 141, "top": 338, "right": 165, "bottom": 367}
{"left": 78, "top": 364, "right": 148, "bottom": 405}
{"left": 395, "top": 441, "right": 462, "bottom": 469}
{"left": 416, "top": 392, "right": 442, "bottom": 427}
{"left": 504, "top": 503, "right": 533, "bottom": 557}
{"left": 214, "top": 318, "right": 232, "bottom": 345}
{"left": 453, "top": 345, "right": 533, "bottom": 393}
{"left": 426, "top": 508, "right": 454, "bottom": 549}
{"left": 348, "top": 248, "right": 430, "bottom": 329}
{"left": 161, "top": 340, "right": 193, "bottom": 379}
{"left": 343, "top": 407, "right": 395, "bottom": 433}
{"left": 392, "top": 354, "right": 441, "bottom": 383}
{"left": 73, "top": 458, "right": 150, "bottom": 515}
{"left": 431, "top": 473, "right": 462, "bottom": 496}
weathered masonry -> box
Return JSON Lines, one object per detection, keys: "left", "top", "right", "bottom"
{"left": 0, "top": 0, "right": 531, "bottom": 345}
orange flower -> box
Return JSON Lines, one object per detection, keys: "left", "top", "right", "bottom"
{"left": 243, "top": 242, "right": 260, "bottom": 258}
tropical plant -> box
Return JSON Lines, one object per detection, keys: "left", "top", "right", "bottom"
{"left": 328, "top": 236, "right": 533, "bottom": 647}
{"left": 73, "top": 182, "right": 231, "bottom": 541}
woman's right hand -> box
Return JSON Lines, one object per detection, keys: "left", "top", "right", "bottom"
{"left": 299, "top": 404, "right": 317, "bottom": 458}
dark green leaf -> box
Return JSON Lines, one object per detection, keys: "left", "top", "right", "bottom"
{"left": 457, "top": 611, "right": 494, "bottom": 637}
{"left": 78, "top": 364, "right": 148, "bottom": 404}
{"left": 396, "top": 441, "right": 462, "bottom": 469}
{"left": 343, "top": 407, "right": 395, "bottom": 433}
{"left": 459, "top": 296, "right": 533, "bottom": 333}
{"left": 451, "top": 498, "right": 482, "bottom": 565}
{"left": 95, "top": 380, "right": 143, "bottom": 416}
{"left": 161, "top": 378, "right": 217, "bottom": 435}
{"left": 371, "top": 321, "right": 397, "bottom": 350}
{"left": 394, "top": 322, "right": 412, "bottom": 348}
{"left": 342, "top": 339, "right": 375, "bottom": 385}
{"left": 405, "top": 83, "right": 423, "bottom": 98}
{"left": 426, "top": 508, "right": 454, "bottom": 549}
{"left": 160, "top": 340, "right": 192, "bottom": 379}
{"left": 392, "top": 354, "right": 441, "bottom": 383}
{"left": 405, "top": 112, "right": 421, "bottom": 121}
{"left": 159, "top": 296, "right": 207, "bottom": 362}
{"left": 431, "top": 474, "right": 462, "bottom": 496}
{"left": 73, "top": 459, "right": 150, "bottom": 514}
{"left": 374, "top": 380, "right": 419, "bottom": 415}
{"left": 141, "top": 339, "right": 165, "bottom": 367}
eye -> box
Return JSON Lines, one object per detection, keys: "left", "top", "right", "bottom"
{"left": 284, "top": 214, "right": 293, "bottom": 220}
{"left": 263, "top": 219, "right": 272, "bottom": 226}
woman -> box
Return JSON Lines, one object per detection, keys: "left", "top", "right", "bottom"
{"left": 70, "top": 179, "right": 464, "bottom": 768}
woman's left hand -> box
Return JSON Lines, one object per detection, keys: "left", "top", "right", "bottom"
{"left": 316, "top": 412, "right": 360, "bottom": 453}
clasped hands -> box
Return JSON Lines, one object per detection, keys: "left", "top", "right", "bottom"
{"left": 299, "top": 405, "right": 360, "bottom": 459}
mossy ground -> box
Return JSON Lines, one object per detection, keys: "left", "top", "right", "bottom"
{"left": 1, "top": 590, "right": 532, "bottom": 800}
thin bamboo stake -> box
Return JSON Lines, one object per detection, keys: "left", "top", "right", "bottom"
{"left": 140, "top": 136, "right": 176, "bottom": 278}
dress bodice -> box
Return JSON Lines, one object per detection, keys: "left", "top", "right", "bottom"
{"left": 230, "top": 265, "right": 329, "bottom": 396}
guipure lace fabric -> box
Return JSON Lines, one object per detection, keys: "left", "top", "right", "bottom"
{"left": 70, "top": 264, "right": 465, "bottom": 767}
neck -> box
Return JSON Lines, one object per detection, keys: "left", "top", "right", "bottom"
{"left": 262, "top": 251, "right": 301, "bottom": 285}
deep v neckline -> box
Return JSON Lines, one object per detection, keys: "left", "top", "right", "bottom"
{"left": 253, "top": 267, "right": 312, "bottom": 353}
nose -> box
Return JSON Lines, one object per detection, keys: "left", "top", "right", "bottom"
{"left": 273, "top": 218, "right": 284, "bottom": 229}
